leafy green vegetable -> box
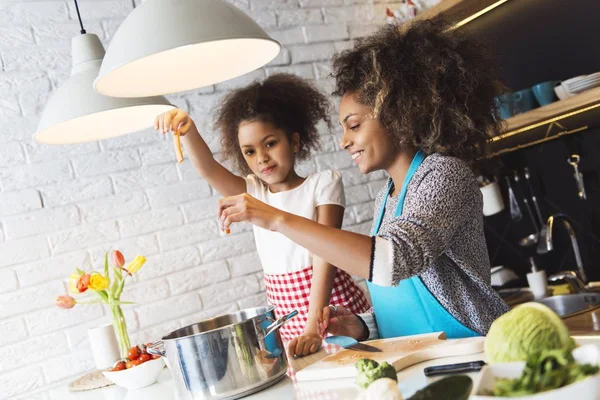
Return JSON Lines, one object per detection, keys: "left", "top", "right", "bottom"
{"left": 355, "top": 358, "right": 397, "bottom": 389}
{"left": 492, "top": 347, "right": 599, "bottom": 397}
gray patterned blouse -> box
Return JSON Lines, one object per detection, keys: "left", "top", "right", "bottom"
{"left": 368, "top": 153, "right": 509, "bottom": 335}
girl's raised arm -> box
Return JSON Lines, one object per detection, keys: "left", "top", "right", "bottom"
{"left": 156, "top": 109, "right": 246, "bottom": 197}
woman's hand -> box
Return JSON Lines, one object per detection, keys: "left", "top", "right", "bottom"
{"left": 288, "top": 333, "right": 322, "bottom": 357}
{"left": 218, "top": 193, "right": 286, "bottom": 232}
{"left": 154, "top": 108, "right": 194, "bottom": 136}
{"left": 317, "top": 305, "right": 368, "bottom": 340}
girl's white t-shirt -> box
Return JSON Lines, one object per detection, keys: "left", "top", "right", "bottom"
{"left": 244, "top": 170, "right": 345, "bottom": 275}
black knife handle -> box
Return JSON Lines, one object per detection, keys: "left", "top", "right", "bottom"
{"left": 423, "top": 360, "right": 486, "bottom": 377}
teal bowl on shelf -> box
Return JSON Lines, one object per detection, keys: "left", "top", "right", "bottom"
{"left": 513, "top": 87, "right": 538, "bottom": 113}
{"left": 496, "top": 88, "right": 539, "bottom": 120}
{"left": 532, "top": 81, "right": 559, "bottom": 106}
{"left": 496, "top": 93, "right": 520, "bottom": 119}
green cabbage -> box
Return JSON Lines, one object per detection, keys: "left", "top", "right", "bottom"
{"left": 485, "top": 303, "right": 573, "bottom": 364}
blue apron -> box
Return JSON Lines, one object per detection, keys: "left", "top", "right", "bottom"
{"left": 367, "top": 150, "right": 479, "bottom": 339}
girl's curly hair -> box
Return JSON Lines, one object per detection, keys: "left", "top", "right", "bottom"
{"left": 331, "top": 18, "right": 505, "bottom": 162}
{"left": 214, "top": 73, "right": 332, "bottom": 175}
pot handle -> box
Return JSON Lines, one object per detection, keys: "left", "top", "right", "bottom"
{"left": 259, "top": 310, "right": 298, "bottom": 339}
{"left": 146, "top": 340, "right": 166, "bottom": 357}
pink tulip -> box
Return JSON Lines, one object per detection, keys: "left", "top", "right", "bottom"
{"left": 56, "top": 295, "right": 76, "bottom": 309}
{"left": 76, "top": 274, "right": 91, "bottom": 293}
{"left": 110, "top": 250, "right": 125, "bottom": 268}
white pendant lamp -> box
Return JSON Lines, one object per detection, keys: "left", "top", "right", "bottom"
{"left": 94, "top": 0, "right": 281, "bottom": 98}
{"left": 35, "top": 32, "right": 174, "bottom": 144}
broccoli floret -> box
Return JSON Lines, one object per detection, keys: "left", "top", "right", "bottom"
{"left": 355, "top": 358, "right": 380, "bottom": 373}
{"left": 355, "top": 358, "right": 398, "bottom": 389}
{"left": 378, "top": 362, "right": 398, "bottom": 381}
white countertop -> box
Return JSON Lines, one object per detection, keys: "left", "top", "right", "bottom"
{"left": 48, "top": 336, "right": 600, "bottom": 399}
{"left": 48, "top": 353, "right": 484, "bottom": 400}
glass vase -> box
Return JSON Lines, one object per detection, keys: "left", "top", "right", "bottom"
{"left": 110, "top": 305, "right": 131, "bottom": 359}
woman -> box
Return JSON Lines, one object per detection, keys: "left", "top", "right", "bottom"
{"left": 217, "top": 18, "right": 509, "bottom": 346}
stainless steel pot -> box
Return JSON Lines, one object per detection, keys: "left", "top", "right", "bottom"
{"left": 148, "top": 306, "right": 297, "bottom": 400}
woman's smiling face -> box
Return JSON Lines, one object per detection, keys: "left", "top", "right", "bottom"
{"left": 338, "top": 92, "right": 397, "bottom": 174}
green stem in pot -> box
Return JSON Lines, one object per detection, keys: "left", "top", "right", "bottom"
{"left": 110, "top": 305, "right": 131, "bottom": 359}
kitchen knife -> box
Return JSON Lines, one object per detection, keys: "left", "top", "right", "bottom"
{"left": 324, "top": 335, "right": 382, "bottom": 352}
{"left": 423, "top": 360, "right": 485, "bottom": 376}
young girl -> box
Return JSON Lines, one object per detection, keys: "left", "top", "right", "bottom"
{"left": 216, "top": 19, "right": 509, "bottom": 341}
{"left": 154, "top": 74, "right": 369, "bottom": 356}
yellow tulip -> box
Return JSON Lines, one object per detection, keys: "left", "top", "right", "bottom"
{"left": 89, "top": 273, "right": 110, "bottom": 291}
{"left": 125, "top": 256, "right": 146, "bottom": 274}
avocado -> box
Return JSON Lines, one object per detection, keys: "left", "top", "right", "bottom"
{"left": 406, "top": 375, "right": 472, "bottom": 400}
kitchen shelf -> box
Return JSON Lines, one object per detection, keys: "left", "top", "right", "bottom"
{"left": 415, "top": 0, "right": 503, "bottom": 26}
{"left": 486, "top": 86, "right": 600, "bottom": 158}
{"left": 413, "top": 0, "right": 600, "bottom": 157}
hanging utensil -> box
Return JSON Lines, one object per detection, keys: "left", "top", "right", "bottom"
{"left": 519, "top": 234, "right": 538, "bottom": 247}
{"left": 505, "top": 176, "right": 522, "bottom": 221}
{"left": 522, "top": 167, "right": 548, "bottom": 246}
{"left": 567, "top": 154, "right": 587, "bottom": 200}
{"left": 523, "top": 167, "right": 545, "bottom": 226}
{"left": 514, "top": 173, "right": 539, "bottom": 247}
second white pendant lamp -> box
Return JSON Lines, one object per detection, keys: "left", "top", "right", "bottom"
{"left": 94, "top": 0, "right": 281, "bottom": 98}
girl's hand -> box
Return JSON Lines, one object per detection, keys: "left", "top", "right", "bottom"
{"left": 317, "top": 305, "right": 367, "bottom": 340}
{"left": 288, "top": 333, "right": 322, "bottom": 357}
{"left": 218, "top": 193, "right": 285, "bottom": 232}
{"left": 154, "top": 108, "right": 194, "bottom": 136}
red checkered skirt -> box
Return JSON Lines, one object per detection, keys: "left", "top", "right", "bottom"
{"left": 263, "top": 265, "right": 370, "bottom": 342}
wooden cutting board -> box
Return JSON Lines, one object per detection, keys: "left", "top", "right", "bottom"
{"left": 295, "top": 332, "right": 484, "bottom": 382}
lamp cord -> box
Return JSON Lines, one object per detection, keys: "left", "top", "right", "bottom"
{"left": 73, "top": 0, "right": 86, "bottom": 34}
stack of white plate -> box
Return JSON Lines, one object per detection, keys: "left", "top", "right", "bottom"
{"left": 491, "top": 265, "right": 519, "bottom": 287}
{"left": 555, "top": 72, "right": 600, "bottom": 100}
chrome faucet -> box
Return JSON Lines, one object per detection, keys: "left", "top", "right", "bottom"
{"left": 536, "top": 213, "right": 587, "bottom": 283}
{"left": 548, "top": 271, "right": 587, "bottom": 293}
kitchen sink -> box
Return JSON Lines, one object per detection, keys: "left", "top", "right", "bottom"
{"left": 496, "top": 281, "right": 600, "bottom": 317}
{"left": 535, "top": 293, "right": 600, "bottom": 318}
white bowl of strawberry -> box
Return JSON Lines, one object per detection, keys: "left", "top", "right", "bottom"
{"left": 102, "top": 344, "right": 165, "bottom": 390}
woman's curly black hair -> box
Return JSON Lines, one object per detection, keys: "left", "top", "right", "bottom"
{"left": 214, "top": 73, "right": 332, "bottom": 175}
{"left": 331, "top": 18, "right": 505, "bottom": 162}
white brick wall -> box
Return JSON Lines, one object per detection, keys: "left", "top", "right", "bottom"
{"left": 0, "top": 0, "right": 439, "bottom": 397}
